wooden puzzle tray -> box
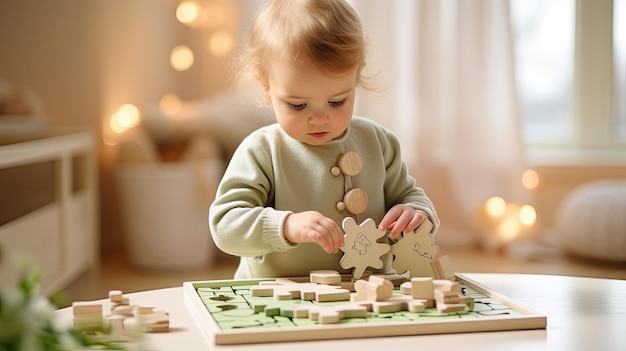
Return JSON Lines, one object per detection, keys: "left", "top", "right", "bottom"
{"left": 183, "top": 273, "right": 546, "bottom": 345}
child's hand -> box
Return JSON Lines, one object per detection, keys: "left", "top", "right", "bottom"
{"left": 283, "top": 211, "right": 345, "bottom": 254}
{"left": 378, "top": 205, "right": 429, "bottom": 240}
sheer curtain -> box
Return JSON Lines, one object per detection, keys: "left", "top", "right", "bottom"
{"left": 351, "top": 0, "right": 531, "bottom": 246}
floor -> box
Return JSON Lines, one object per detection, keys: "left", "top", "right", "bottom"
{"left": 62, "top": 243, "right": 626, "bottom": 308}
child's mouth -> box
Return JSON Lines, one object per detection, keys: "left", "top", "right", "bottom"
{"left": 310, "top": 132, "right": 328, "bottom": 138}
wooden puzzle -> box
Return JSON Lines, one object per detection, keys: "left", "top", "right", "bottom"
{"left": 183, "top": 273, "right": 547, "bottom": 345}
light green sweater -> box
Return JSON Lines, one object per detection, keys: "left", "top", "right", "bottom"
{"left": 209, "top": 116, "right": 439, "bottom": 279}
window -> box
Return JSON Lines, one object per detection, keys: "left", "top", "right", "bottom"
{"left": 510, "top": 0, "right": 574, "bottom": 143}
{"left": 615, "top": 0, "right": 626, "bottom": 140}
{"left": 511, "top": 0, "right": 626, "bottom": 165}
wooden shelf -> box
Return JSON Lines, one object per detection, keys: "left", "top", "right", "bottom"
{"left": 0, "top": 130, "right": 99, "bottom": 295}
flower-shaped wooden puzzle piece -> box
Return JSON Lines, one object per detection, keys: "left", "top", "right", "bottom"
{"left": 339, "top": 217, "right": 391, "bottom": 279}
{"left": 390, "top": 220, "right": 438, "bottom": 278}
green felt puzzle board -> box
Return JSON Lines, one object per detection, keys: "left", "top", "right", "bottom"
{"left": 183, "top": 274, "right": 546, "bottom": 345}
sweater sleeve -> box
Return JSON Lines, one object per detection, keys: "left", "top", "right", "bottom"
{"left": 379, "top": 127, "right": 440, "bottom": 233}
{"left": 208, "top": 131, "right": 296, "bottom": 257}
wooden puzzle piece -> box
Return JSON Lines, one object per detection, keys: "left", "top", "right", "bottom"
{"left": 293, "top": 303, "right": 368, "bottom": 324}
{"left": 390, "top": 220, "right": 438, "bottom": 278}
{"left": 431, "top": 254, "right": 456, "bottom": 280}
{"left": 71, "top": 290, "right": 171, "bottom": 338}
{"left": 356, "top": 295, "right": 427, "bottom": 314}
{"left": 244, "top": 294, "right": 313, "bottom": 317}
{"left": 72, "top": 301, "right": 104, "bottom": 330}
{"left": 339, "top": 217, "right": 391, "bottom": 279}
{"left": 249, "top": 278, "right": 351, "bottom": 302}
{"left": 352, "top": 275, "right": 394, "bottom": 301}
{"left": 310, "top": 270, "right": 342, "bottom": 285}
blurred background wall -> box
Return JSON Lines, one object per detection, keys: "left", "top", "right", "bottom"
{"left": 0, "top": 0, "right": 243, "bottom": 253}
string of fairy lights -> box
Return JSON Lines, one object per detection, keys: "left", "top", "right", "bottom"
{"left": 104, "top": 1, "right": 234, "bottom": 143}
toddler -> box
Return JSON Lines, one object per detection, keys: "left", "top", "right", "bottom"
{"left": 209, "top": 0, "right": 439, "bottom": 279}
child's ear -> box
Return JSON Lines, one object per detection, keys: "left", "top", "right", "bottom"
{"left": 263, "top": 86, "right": 271, "bottom": 102}
{"left": 254, "top": 72, "right": 271, "bottom": 102}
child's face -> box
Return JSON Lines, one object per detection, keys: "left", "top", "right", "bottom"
{"left": 263, "top": 58, "right": 357, "bottom": 146}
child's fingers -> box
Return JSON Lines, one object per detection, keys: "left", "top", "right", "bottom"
{"left": 378, "top": 206, "right": 402, "bottom": 231}
{"left": 388, "top": 210, "right": 414, "bottom": 239}
{"left": 382, "top": 207, "right": 430, "bottom": 239}
{"left": 315, "top": 217, "right": 344, "bottom": 253}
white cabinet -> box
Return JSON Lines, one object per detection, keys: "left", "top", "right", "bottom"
{"left": 0, "top": 130, "right": 99, "bottom": 295}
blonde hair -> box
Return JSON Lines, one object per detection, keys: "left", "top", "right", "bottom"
{"left": 232, "top": 0, "right": 373, "bottom": 105}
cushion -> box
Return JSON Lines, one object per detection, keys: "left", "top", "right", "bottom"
{"left": 555, "top": 180, "right": 626, "bottom": 262}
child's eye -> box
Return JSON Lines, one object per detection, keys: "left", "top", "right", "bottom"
{"left": 328, "top": 99, "right": 346, "bottom": 107}
{"left": 288, "top": 102, "right": 308, "bottom": 110}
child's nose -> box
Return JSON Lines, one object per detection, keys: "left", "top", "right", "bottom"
{"left": 309, "top": 108, "right": 329, "bottom": 125}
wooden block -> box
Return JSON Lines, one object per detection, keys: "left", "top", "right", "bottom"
{"left": 250, "top": 279, "right": 352, "bottom": 303}
{"left": 433, "top": 279, "right": 460, "bottom": 293}
{"left": 400, "top": 281, "right": 413, "bottom": 295}
{"left": 410, "top": 277, "right": 434, "bottom": 300}
{"left": 368, "top": 275, "right": 394, "bottom": 300}
{"left": 141, "top": 310, "right": 170, "bottom": 325}
{"left": 354, "top": 300, "right": 373, "bottom": 311}
{"left": 407, "top": 299, "right": 427, "bottom": 312}
{"left": 274, "top": 291, "right": 294, "bottom": 300}
{"left": 339, "top": 280, "right": 355, "bottom": 291}
{"left": 249, "top": 286, "right": 275, "bottom": 297}
{"left": 353, "top": 276, "right": 394, "bottom": 301}
{"left": 134, "top": 306, "right": 158, "bottom": 316}
{"left": 459, "top": 296, "right": 475, "bottom": 310}
{"left": 109, "top": 290, "right": 124, "bottom": 301}
{"left": 73, "top": 316, "right": 103, "bottom": 330}
{"left": 437, "top": 303, "right": 467, "bottom": 313}
{"left": 310, "top": 270, "right": 342, "bottom": 285}
{"left": 112, "top": 304, "right": 136, "bottom": 316}
{"left": 318, "top": 311, "right": 340, "bottom": 324}
{"left": 144, "top": 321, "right": 170, "bottom": 333}
{"left": 350, "top": 280, "right": 370, "bottom": 302}
{"left": 431, "top": 254, "right": 456, "bottom": 280}
{"left": 370, "top": 295, "right": 421, "bottom": 314}
{"left": 315, "top": 288, "right": 351, "bottom": 302}
{"left": 294, "top": 304, "right": 367, "bottom": 324}
{"left": 107, "top": 314, "right": 125, "bottom": 333}
{"left": 72, "top": 302, "right": 103, "bottom": 316}
{"left": 434, "top": 289, "right": 462, "bottom": 304}
{"left": 372, "top": 300, "right": 406, "bottom": 314}
{"left": 116, "top": 297, "right": 130, "bottom": 305}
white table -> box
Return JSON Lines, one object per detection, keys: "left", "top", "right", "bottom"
{"left": 54, "top": 273, "right": 626, "bottom": 351}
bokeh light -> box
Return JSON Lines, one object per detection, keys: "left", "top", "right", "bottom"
{"left": 522, "top": 169, "right": 539, "bottom": 189}
{"left": 160, "top": 93, "right": 182, "bottom": 116}
{"left": 176, "top": 1, "right": 199, "bottom": 24}
{"left": 485, "top": 196, "right": 507, "bottom": 217}
{"left": 109, "top": 104, "right": 140, "bottom": 134}
{"left": 208, "top": 29, "right": 234, "bottom": 57}
{"left": 498, "top": 217, "right": 521, "bottom": 241}
{"left": 170, "top": 45, "right": 194, "bottom": 71}
{"left": 519, "top": 205, "right": 537, "bottom": 226}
